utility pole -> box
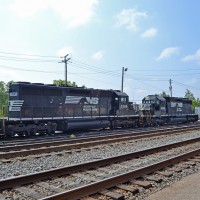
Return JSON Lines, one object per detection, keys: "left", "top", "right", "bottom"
{"left": 121, "top": 67, "right": 128, "bottom": 92}
{"left": 62, "top": 54, "right": 71, "bottom": 86}
{"left": 169, "top": 79, "right": 172, "bottom": 97}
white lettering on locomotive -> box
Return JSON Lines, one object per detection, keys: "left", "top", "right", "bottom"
{"left": 177, "top": 103, "right": 183, "bottom": 107}
{"left": 177, "top": 108, "right": 182, "bottom": 112}
{"left": 83, "top": 105, "right": 98, "bottom": 112}
{"left": 9, "top": 100, "right": 24, "bottom": 112}
{"left": 85, "top": 97, "right": 99, "bottom": 104}
{"left": 65, "top": 96, "right": 99, "bottom": 104}
{"left": 10, "top": 92, "right": 18, "bottom": 96}
{"left": 120, "top": 104, "right": 128, "bottom": 109}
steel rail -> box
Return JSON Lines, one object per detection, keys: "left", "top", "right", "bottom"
{"left": 1, "top": 125, "right": 199, "bottom": 151}
{"left": 0, "top": 125, "right": 200, "bottom": 159}
{"left": 0, "top": 125, "right": 199, "bottom": 158}
{"left": 0, "top": 136, "right": 200, "bottom": 191}
{"left": 42, "top": 148, "right": 200, "bottom": 200}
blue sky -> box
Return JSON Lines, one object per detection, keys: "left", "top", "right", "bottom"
{"left": 1, "top": 0, "right": 200, "bottom": 103}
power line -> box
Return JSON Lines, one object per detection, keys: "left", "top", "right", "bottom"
{"left": 0, "top": 51, "right": 59, "bottom": 58}
{"left": 0, "top": 55, "right": 59, "bottom": 63}
{"left": 128, "top": 72, "right": 200, "bottom": 77}
{"left": 0, "top": 65, "right": 102, "bottom": 74}
{"left": 127, "top": 68, "right": 200, "bottom": 72}
{"left": 1, "top": 51, "right": 200, "bottom": 93}
{"left": 173, "top": 80, "right": 200, "bottom": 90}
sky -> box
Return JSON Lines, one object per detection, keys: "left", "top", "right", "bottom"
{"left": 1, "top": 0, "right": 200, "bottom": 103}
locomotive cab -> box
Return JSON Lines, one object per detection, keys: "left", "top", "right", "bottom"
{"left": 111, "top": 90, "right": 136, "bottom": 115}
{"left": 142, "top": 95, "right": 166, "bottom": 117}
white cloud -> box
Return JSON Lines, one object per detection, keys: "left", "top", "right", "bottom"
{"left": 51, "top": 0, "right": 99, "bottom": 28}
{"left": 157, "top": 47, "right": 180, "bottom": 60}
{"left": 9, "top": 0, "right": 49, "bottom": 17}
{"left": 141, "top": 27, "right": 157, "bottom": 38}
{"left": 116, "top": 8, "right": 147, "bottom": 32}
{"left": 92, "top": 50, "right": 106, "bottom": 60}
{"left": 182, "top": 49, "right": 200, "bottom": 64}
{"left": 9, "top": 0, "right": 99, "bottom": 28}
{"left": 57, "top": 47, "right": 73, "bottom": 57}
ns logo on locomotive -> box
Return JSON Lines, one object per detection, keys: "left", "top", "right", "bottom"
{"left": 0, "top": 82, "right": 198, "bottom": 138}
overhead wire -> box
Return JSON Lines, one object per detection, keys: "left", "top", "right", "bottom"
{"left": 173, "top": 80, "right": 200, "bottom": 91}
{"left": 0, "top": 51, "right": 59, "bottom": 58}
{"left": 0, "top": 50, "right": 199, "bottom": 93}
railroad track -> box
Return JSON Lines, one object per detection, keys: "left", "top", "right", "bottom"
{"left": 1, "top": 124, "right": 200, "bottom": 160}
{"left": 0, "top": 123, "right": 196, "bottom": 146}
{"left": 1, "top": 137, "right": 200, "bottom": 199}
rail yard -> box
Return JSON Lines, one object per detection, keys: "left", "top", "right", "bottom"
{"left": 1, "top": 124, "right": 200, "bottom": 199}
{"left": 0, "top": 82, "right": 200, "bottom": 199}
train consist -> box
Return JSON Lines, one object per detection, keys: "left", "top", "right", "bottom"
{"left": 0, "top": 82, "right": 198, "bottom": 137}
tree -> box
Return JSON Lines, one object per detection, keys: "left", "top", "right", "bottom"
{"left": 53, "top": 79, "right": 78, "bottom": 87}
{"left": 53, "top": 79, "right": 86, "bottom": 88}
{"left": 0, "top": 81, "right": 12, "bottom": 117}
{"left": 160, "top": 91, "right": 170, "bottom": 97}
{"left": 184, "top": 89, "right": 195, "bottom": 100}
{"left": 192, "top": 99, "right": 200, "bottom": 109}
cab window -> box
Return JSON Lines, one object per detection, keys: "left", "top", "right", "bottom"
{"left": 120, "top": 97, "right": 127, "bottom": 103}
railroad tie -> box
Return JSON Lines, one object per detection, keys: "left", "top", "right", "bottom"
{"left": 1, "top": 159, "right": 11, "bottom": 163}
{"left": 86, "top": 171, "right": 106, "bottom": 178}
{"left": 36, "top": 182, "right": 65, "bottom": 193}
{"left": 56, "top": 178, "right": 78, "bottom": 187}
{"left": 167, "top": 167, "right": 182, "bottom": 172}
{"left": 177, "top": 163, "right": 191, "bottom": 169}
{"left": 131, "top": 180, "right": 152, "bottom": 189}
{"left": 188, "top": 158, "right": 200, "bottom": 162}
{"left": 81, "top": 197, "right": 99, "bottom": 200}
{"left": 98, "top": 168, "right": 117, "bottom": 174}
{"left": 184, "top": 161, "right": 196, "bottom": 166}
{"left": 194, "top": 155, "right": 200, "bottom": 159}
{"left": 156, "top": 171, "right": 173, "bottom": 177}
{"left": 144, "top": 176, "right": 163, "bottom": 183}
{"left": 15, "top": 186, "right": 46, "bottom": 199}
{"left": 100, "top": 189, "right": 124, "bottom": 200}
{"left": 117, "top": 184, "right": 139, "bottom": 195}
{"left": 72, "top": 173, "right": 101, "bottom": 182}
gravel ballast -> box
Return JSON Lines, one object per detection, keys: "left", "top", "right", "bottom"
{"left": 1, "top": 130, "right": 200, "bottom": 180}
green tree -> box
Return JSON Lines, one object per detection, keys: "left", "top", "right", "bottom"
{"left": 53, "top": 79, "right": 78, "bottom": 87}
{"left": 192, "top": 99, "right": 200, "bottom": 109}
{"left": 53, "top": 79, "right": 86, "bottom": 88}
{"left": 160, "top": 91, "right": 170, "bottom": 97}
{"left": 184, "top": 89, "right": 195, "bottom": 100}
{"left": 0, "top": 81, "right": 12, "bottom": 117}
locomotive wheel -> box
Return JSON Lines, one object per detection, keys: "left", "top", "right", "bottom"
{"left": 123, "top": 123, "right": 128, "bottom": 129}
{"left": 30, "top": 128, "right": 36, "bottom": 135}
{"left": 46, "top": 128, "right": 55, "bottom": 135}
{"left": 6, "top": 130, "right": 15, "bottom": 138}
{"left": 26, "top": 131, "right": 31, "bottom": 137}
{"left": 110, "top": 121, "right": 117, "bottom": 130}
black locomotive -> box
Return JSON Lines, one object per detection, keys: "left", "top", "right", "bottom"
{"left": 0, "top": 82, "right": 139, "bottom": 137}
{"left": 141, "top": 95, "right": 198, "bottom": 125}
{"left": 0, "top": 82, "right": 198, "bottom": 137}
